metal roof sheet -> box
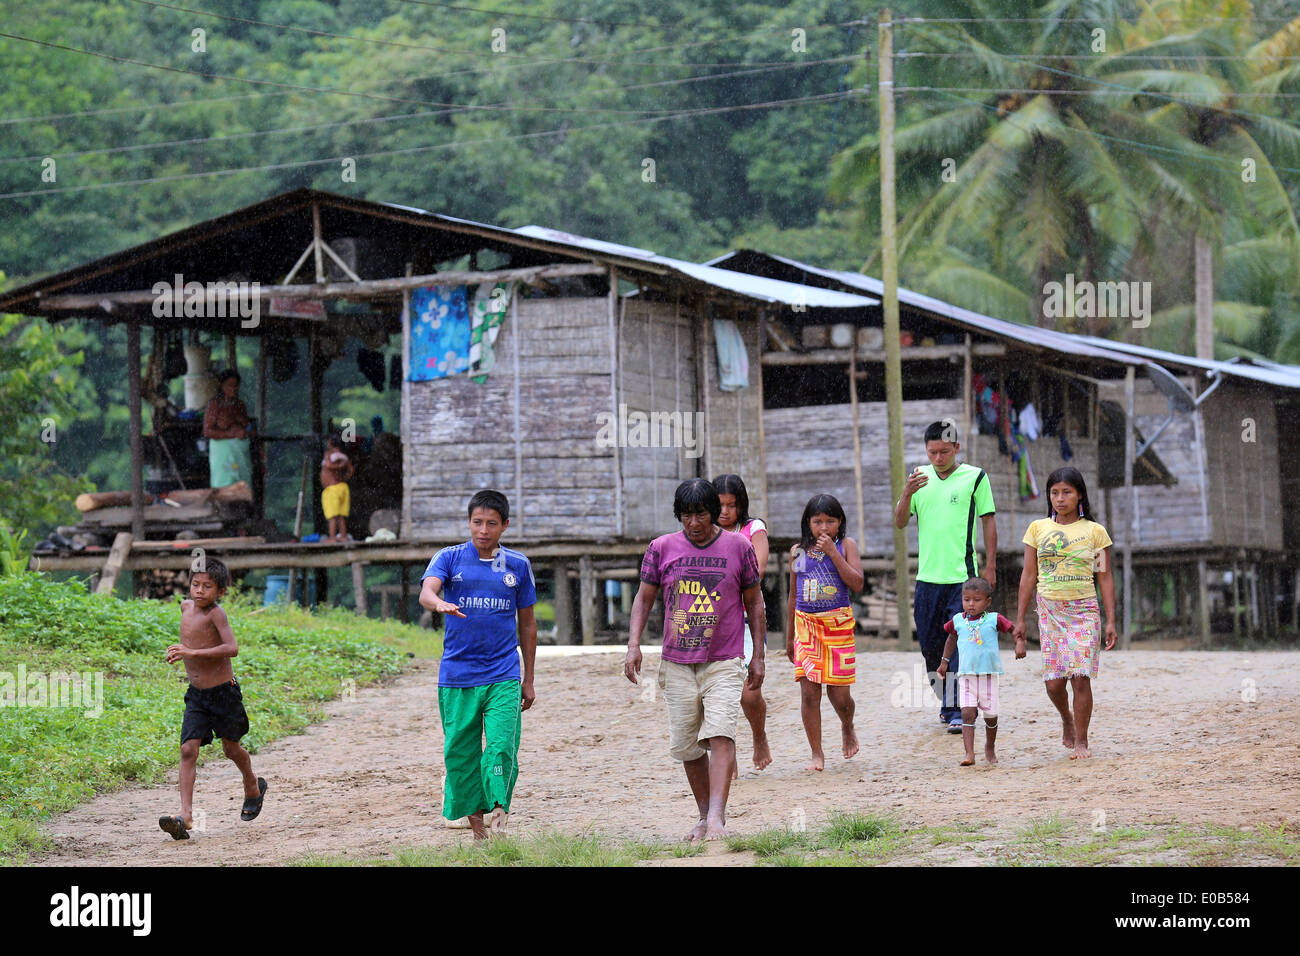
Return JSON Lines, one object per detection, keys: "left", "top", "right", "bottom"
{"left": 705, "top": 250, "right": 1144, "bottom": 366}
{"left": 1071, "top": 336, "right": 1300, "bottom": 391}
{"left": 515, "top": 227, "right": 878, "bottom": 309}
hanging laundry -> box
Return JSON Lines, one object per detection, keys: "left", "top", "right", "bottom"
{"left": 469, "top": 281, "right": 515, "bottom": 383}
{"left": 408, "top": 285, "right": 471, "bottom": 381}
{"left": 713, "top": 318, "right": 749, "bottom": 390}
{"left": 1018, "top": 402, "right": 1041, "bottom": 441}
{"left": 357, "top": 348, "right": 386, "bottom": 392}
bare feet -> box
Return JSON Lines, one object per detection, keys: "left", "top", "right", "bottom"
{"left": 959, "top": 755, "right": 975, "bottom": 767}
{"left": 806, "top": 751, "right": 825, "bottom": 772}
{"left": 704, "top": 820, "right": 729, "bottom": 841}
{"left": 468, "top": 813, "right": 489, "bottom": 840}
{"left": 1061, "top": 716, "right": 1076, "bottom": 749}
{"left": 985, "top": 744, "right": 999, "bottom": 765}
{"left": 685, "top": 820, "right": 708, "bottom": 842}
{"left": 841, "top": 724, "right": 859, "bottom": 759}
{"left": 489, "top": 806, "right": 508, "bottom": 836}
{"left": 1070, "top": 744, "right": 1092, "bottom": 759}
{"left": 752, "top": 735, "right": 772, "bottom": 771}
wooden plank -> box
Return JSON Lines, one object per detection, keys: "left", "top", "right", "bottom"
{"left": 95, "top": 532, "right": 134, "bottom": 596}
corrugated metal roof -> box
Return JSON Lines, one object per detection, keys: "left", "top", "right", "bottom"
{"left": 1071, "top": 336, "right": 1300, "bottom": 391}
{"left": 0, "top": 191, "right": 877, "bottom": 315}
{"left": 515, "top": 227, "right": 879, "bottom": 309}
{"left": 705, "top": 250, "right": 1144, "bottom": 366}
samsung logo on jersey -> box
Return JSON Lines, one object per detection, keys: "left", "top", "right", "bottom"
{"left": 459, "top": 596, "right": 513, "bottom": 611}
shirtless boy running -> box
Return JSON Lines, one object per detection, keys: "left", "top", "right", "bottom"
{"left": 159, "top": 558, "right": 267, "bottom": 839}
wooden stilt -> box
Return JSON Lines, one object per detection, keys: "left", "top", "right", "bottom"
{"left": 1197, "top": 559, "right": 1211, "bottom": 644}
{"left": 553, "top": 561, "right": 573, "bottom": 645}
{"left": 1232, "top": 560, "right": 1241, "bottom": 638}
{"left": 126, "top": 321, "right": 144, "bottom": 540}
{"left": 352, "top": 561, "right": 367, "bottom": 616}
{"left": 96, "top": 532, "right": 134, "bottom": 596}
{"left": 399, "top": 564, "right": 411, "bottom": 624}
{"left": 579, "top": 555, "right": 596, "bottom": 645}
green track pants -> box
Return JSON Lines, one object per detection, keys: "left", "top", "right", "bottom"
{"left": 438, "top": 680, "right": 522, "bottom": 820}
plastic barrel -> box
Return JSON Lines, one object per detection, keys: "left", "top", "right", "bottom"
{"left": 264, "top": 574, "right": 290, "bottom": 606}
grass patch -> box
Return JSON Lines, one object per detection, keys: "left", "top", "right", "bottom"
{"left": 1015, "top": 813, "right": 1072, "bottom": 844}
{"left": 928, "top": 821, "right": 994, "bottom": 846}
{"left": 724, "top": 827, "right": 811, "bottom": 858}
{"left": 822, "top": 810, "right": 897, "bottom": 847}
{"left": 295, "top": 831, "right": 639, "bottom": 867}
{"left": 669, "top": 841, "right": 707, "bottom": 858}
{"left": 0, "top": 573, "right": 424, "bottom": 863}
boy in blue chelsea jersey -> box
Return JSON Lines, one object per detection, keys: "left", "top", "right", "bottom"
{"left": 420, "top": 489, "right": 537, "bottom": 839}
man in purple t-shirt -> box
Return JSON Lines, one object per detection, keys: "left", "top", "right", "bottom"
{"left": 624, "top": 478, "right": 765, "bottom": 842}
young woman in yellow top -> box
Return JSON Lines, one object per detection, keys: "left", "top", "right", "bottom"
{"left": 1014, "top": 467, "right": 1118, "bottom": 759}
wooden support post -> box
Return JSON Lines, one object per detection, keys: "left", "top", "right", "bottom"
{"left": 1248, "top": 562, "right": 1260, "bottom": 635}
{"left": 607, "top": 268, "right": 623, "bottom": 534}
{"left": 399, "top": 564, "right": 411, "bottom": 624}
{"left": 962, "top": 333, "right": 973, "bottom": 452}
{"left": 1232, "top": 560, "right": 1241, "bottom": 638}
{"left": 401, "top": 264, "right": 413, "bottom": 539}
{"left": 579, "top": 555, "right": 596, "bottom": 645}
{"left": 776, "top": 551, "right": 790, "bottom": 640}
{"left": 309, "top": 329, "right": 324, "bottom": 535}
{"left": 1122, "top": 365, "right": 1135, "bottom": 648}
{"left": 553, "top": 561, "right": 573, "bottom": 645}
{"left": 126, "top": 321, "right": 145, "bottom": 540}
{"left": 1293, "top": 566, "right": 1300, "bottom": 633}
{"left": 256, "top": 332, "right": 267, "bottom": 520}
{"left": 848, "top": 356, "right": 866, "bottom": 551}
{"left": 879, "top": 9, "right": 911, "bottom": 650}
{"left": 351, "top": 562, "right": 367, "bottom": 616}
{"left": 312, "top": 203, "right": 326, "bottom": 283}
{"left": 96, "top": 532, "right": 134, "bottom": 596}
{"left": 1197, "top": 559, "right": 1211, "bottom": 644}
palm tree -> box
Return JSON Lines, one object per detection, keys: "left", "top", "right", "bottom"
{"left": 830, "top": 0, "right": 1300, "bottom": 359}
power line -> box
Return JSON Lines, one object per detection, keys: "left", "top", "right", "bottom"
{"left": 898, "top": 86, "right": 1300, "bottom": 98}
{"left": 929, "top": 87, "right": 1300, "bottom": 177}
{"left": 898, "top": 15, "right": 1300, "bottom": 24}
{"left": 127, "top": 0, "right": 854, "bottom": 69}
{"left": 904, "top": 23, "right": 1300, "bottom": 127}
{"left": 0, "top": 92, "right": 292, "bottom": 127}
{"left": 0, "top": 55, "right": 861, "bottom": 164}
{"left": 898, "top": 52, "right": 1300, "bottom": 61}
{"left": 0, "top": 89, "right": 860, "bottom": 200}
{"left": 0, "top": 30, "right": 697, "bottom": 116}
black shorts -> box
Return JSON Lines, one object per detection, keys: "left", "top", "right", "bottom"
{"left": 181, "top": 679, "right": 250, "bottom": 746}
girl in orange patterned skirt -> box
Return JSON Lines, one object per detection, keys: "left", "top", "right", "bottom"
{"left": 785, "top": 494, "right": 864, "bottom": 771}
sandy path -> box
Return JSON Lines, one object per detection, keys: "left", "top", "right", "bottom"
{"left": 31, "top": 648, "right": 1300, "bottom": 866}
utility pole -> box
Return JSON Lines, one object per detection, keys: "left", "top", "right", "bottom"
{"left": 880, "top": 9, "right": 911, "bottom": 649}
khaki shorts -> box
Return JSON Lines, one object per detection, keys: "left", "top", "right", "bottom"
{"left": 658, "top": 657, "right": 746, "bottom": 762}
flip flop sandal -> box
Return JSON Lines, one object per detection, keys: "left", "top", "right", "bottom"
{"left": 240, "top": 777, "right": 268, "bottom": 821}
{"left": 159, "top": 815, "right": 191, "bottom": 840}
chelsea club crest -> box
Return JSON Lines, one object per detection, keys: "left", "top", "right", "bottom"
{"left": 503, "top": 572, "right": 517, "bottom": 587}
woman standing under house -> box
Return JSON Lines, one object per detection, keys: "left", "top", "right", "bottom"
{"left": 203, "top": 370, "right": 253, "bottom": 489}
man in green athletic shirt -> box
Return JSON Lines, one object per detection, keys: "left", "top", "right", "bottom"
{"left": 894, "top": 421, "right": 997, "bottom": 733}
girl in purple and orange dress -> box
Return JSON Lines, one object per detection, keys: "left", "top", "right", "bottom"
{"left": 785, "top": 494, "right": 864, "bottom": 771}
{"left": 714, "top": 474, "right": 772, "bottom": 775}
{"left": 1014, "top": 467, "right": 1118, "bottom": 759}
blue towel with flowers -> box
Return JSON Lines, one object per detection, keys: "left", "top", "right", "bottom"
{"left": 409, "top": 285, "right": 471, "bottom": 381}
